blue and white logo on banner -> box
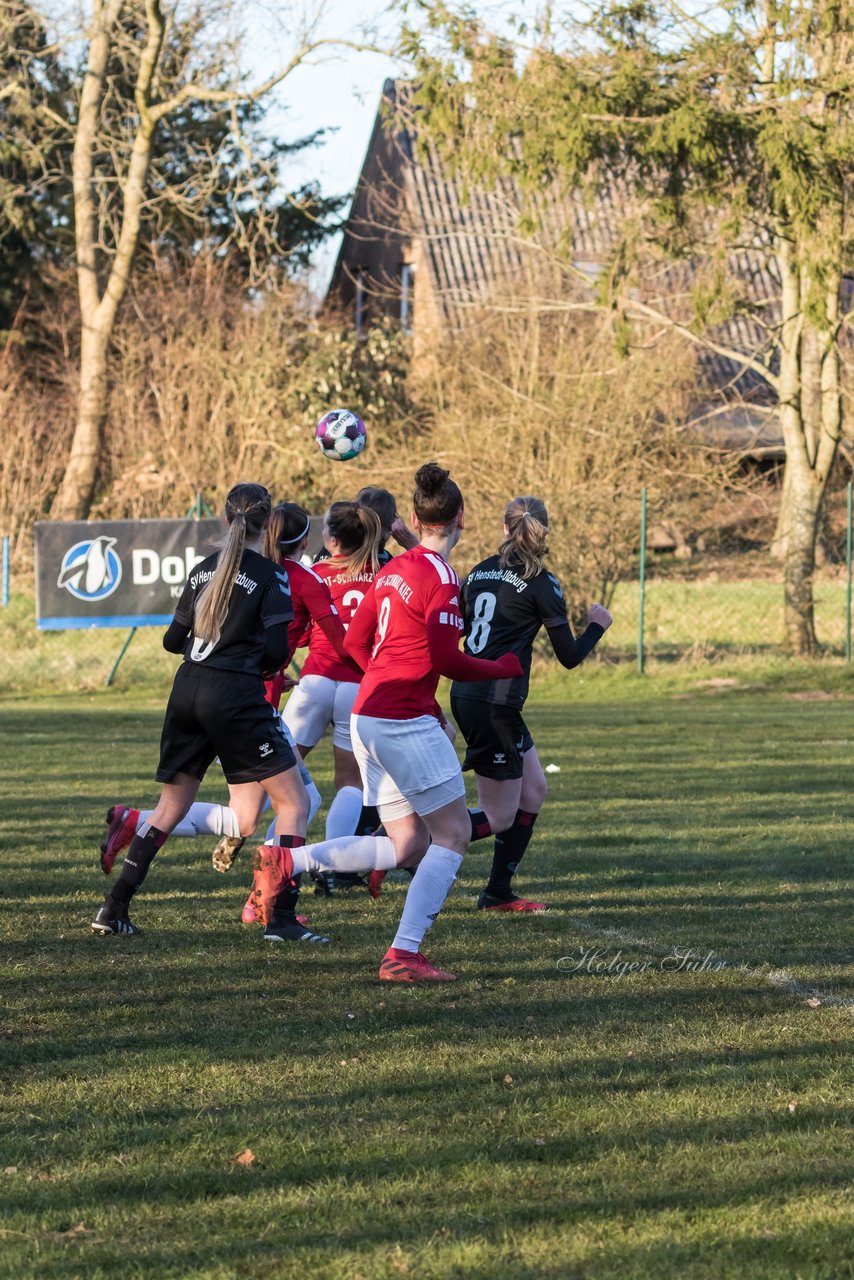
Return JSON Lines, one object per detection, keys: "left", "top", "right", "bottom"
{"left": 57, "top": 536, "right": 122, "bottom": 602}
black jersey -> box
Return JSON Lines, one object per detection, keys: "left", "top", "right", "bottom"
{"left": 450, "top": 555, "right": 570, "bottom": 708}
{"left": 170, "top": 548, "right": 294, "bottom": 675}
{"left": 313, "top": 547, "right": 393, "bottom": 567}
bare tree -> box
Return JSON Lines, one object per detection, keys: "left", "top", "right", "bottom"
{"left": 23, "top": 0, "right": 386, "bottom": 520}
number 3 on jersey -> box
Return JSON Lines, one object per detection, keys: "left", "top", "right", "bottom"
{"left": 372, "top": 595, "right": 392, "bottom": 657}
{"left": 341, "top": 588, "right": 364, "bottom": 628}
{"left": 468, "top": 592, "right": 496, "bottom": 653}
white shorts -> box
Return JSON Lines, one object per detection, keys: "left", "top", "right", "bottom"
{"left": 350, "top": 713, "right": 466, "bottom": 822}
{"left": 282, "top": 675, "right": 359, "bottom": 752}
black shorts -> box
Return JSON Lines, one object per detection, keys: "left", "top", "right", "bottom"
{"left": 156, "top": 664, "right": 297, "bottom": 785}
{"left": 450, "top": 695, "right": 534, "bottom": 781}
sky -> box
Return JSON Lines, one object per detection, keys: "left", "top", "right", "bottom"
{"left": 242, "top": 0, "right": 406, "bottom": 293}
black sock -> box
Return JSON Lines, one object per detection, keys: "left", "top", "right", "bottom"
{"left": 470, "top": 809, "right": 492, "bottom": 842}
{"left": 486, "top": 810, "right": 538, "bottom": 899}
{"left": 110, "top": 825, "right": 167, "bottom": 907}
{"left": 356, "top": 804, "right": 380, "bottom": 835}
{"left": 274, "top": 872, "right": 302, "bottom": 914}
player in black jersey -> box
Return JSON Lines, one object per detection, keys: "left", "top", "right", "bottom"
{"left": 91, "top": 483, "right": 316, "bottom": 941}
{"left": 450, "top": 496, "right": 612, "bottom": 912}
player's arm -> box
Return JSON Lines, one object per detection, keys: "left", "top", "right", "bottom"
{"left": 259, "top": 571, "right": 296, "bottom": 676}
{"left": 426, "top": 585, "right": 522, "bottom": 682}
{"left": 162, "top": 580, "right": 192, "bottom": 653}
{"left": 261, "top": 622, "right": 292, "bottom": 677}
{"left": 546, "top": 604, "right": 612, "bottom": 669}
{"left": 342, "top": 581, "right": 378, "bottom": 672}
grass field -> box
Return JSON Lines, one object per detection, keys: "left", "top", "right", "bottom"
{"left": 1, "top": 671, "right": 853, "bottom": 1279}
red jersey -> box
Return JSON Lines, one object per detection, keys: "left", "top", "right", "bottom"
{"left": 300, "top": 559, "right": 376, "bottom": 683}
{"left": 263, "top": 558, "right": 340, "bottom": 709}
{"left": 348, "top": 546, "right": 465, "bottom": 721}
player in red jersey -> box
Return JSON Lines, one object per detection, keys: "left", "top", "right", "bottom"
{"left": 283, "top": 501, "right": 382, "bottom": 846}
{"left": 250, "top": 463, "right": 523, "bottom": 981}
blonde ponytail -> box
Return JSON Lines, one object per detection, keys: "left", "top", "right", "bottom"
{"left": 194, "top": 483, "right": 271, "bottom": 645}
{"left": 499, "top": 496, "right": 549, "bottom": 580}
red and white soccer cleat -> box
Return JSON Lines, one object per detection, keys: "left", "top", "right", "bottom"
{"left": 367, "top": 870, "right": 387, "bottom": 899}
{"left": 378, "top": 947, "right": 457, "bottom": 982}
{"left": 99, "top": 806, "right": 140, "bottom": 874}
{"left": 476, "top": 891, "right": 548, "bottom": 913}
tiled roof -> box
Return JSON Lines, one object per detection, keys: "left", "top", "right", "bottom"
{"left": 381, "top": 80, "right": 782, "bottom": 404}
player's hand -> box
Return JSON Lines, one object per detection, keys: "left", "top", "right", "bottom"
{"left": 390, "top": 516, "right": 419, "bottom": 551}
{"left": 280, "top": 674, "right": 299, "bottom": 693}
{"left": 588, "top": 603, "right": 613, "bottom": 631}
{"left": 494, "top": 652, "right": 524, "bottom": 679}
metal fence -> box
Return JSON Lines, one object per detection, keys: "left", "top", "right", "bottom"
{"left": 622, "top": 486, "right": 854, "bottom": 669}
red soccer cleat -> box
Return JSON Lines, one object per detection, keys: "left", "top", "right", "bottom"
{"left": 476, "top": 891, "right": 548, "bottom": 913}
{"left": 367, "top": 870, "right": 387, "bottom": 899}
{"left": 378, "top": 947, "right": 457, "bottom": 982}
{"left": 99, "top": 806, "right": 140, "bottom": 874}
{"left": 252, "top": 844, "right": 296, "bottom": 927}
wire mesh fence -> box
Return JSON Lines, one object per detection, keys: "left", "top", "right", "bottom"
{"left": 3, "top": 485, "right": 854, "bottom": 694}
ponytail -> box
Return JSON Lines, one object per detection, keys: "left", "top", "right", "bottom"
{"left": 266, "top": 502, "right": 311, "bottom": 561}
{"left": 325, "top": 500, "right": 382, "bottom": 578}
{"left": 499, "top": 496, "right": 549, "bottom": 581}
{"left": 194, "top": 483, "right": 271, "bottom": 644}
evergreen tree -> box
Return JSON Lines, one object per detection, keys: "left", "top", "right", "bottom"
{"left": 403, "top": 0, "right": 854, "bottom": 654}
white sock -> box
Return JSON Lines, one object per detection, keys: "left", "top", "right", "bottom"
{"left": 141, "top": 803, "right": 240, "bottom": 840}
{"left": 324, "top": 786, "right": 363, "bottom": 840}
{"left": 392, "top": 844, "right": 463, "bottom": 953}
{"left": 289, "top": 834, "right": 398, "bottom": 875}
{"left": 303, "top": 770, "right": 322, "bottom": 829}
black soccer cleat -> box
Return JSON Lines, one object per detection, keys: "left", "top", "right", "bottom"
{"left": 263, "top": 911, "right": 330, "bottom": 944}
{"left": 332, "top": 872, "right": 369, "bottom": 892}
{"left": 309, "top": 869, "right": 335, "bottom": 896}
{"left": 91, "top": 904, "right": 143, "bottom": 937}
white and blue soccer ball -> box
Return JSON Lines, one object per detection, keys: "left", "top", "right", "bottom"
{"left": 315, "top": 409, "right": 367, "bottom": 462}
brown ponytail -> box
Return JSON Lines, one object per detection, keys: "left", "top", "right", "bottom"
{"left": 499, "top": 496, "right": 549, "bottom": 580}
{"left": 326, "top": 500, "right": 382, "bottom": 577}
{"left": 266, "top": 502, "right": 311, "bottom": 561}
{"left": 413, "top": 461, "right": 463, "bottom": 529}
{"left": 194, "top": 483, "right": 271, "bottom": 644}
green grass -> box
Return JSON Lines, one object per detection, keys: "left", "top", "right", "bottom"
{"left": 1, "top": 682, "right": 853, "bottom": 1279}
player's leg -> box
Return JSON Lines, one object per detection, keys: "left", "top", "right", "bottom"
{"left": 379, "top": 789, "right": 469, "bottom": 983}
{"left": 477, "top": 743, "right": 548, "bottom": 912}
{"left": 92, "top": 774, "right": 200, "bottom": 936}
{"left": 254, "top": 764, "right": 330, "bottom": 944}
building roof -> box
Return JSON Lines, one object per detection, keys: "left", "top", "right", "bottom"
{"left": 332, "top": 80, "right": 806, "bottom": 452}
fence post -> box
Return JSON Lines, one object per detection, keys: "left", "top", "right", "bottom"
{"left": 846, "top": 480, "right": 852, "bottom": 663}
{"left": 1, "top": 536, "right": 8, "bottom": 607}
{"left": 638, "top": 488, "right": 647, "bottom": 675}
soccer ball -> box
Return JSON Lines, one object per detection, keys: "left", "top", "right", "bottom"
{"left": 314, "top": 409, "right": 367, "bottom": 462}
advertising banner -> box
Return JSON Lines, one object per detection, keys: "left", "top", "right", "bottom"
{"left": 35, "top": 514, "right": 325, "bottom": 631}
{"left": 34, "top": 518, "right": 222, "bottom": 630}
